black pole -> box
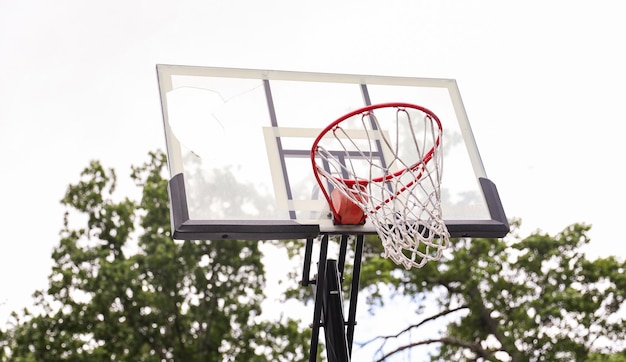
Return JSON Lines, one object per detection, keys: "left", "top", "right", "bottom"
{"left": 337, "top": 234, "right": 349, "bottom": 279}
{"left": 301, "top": 237, "right": 315, "bottom": 286}
{"left": 308, "top": 235, "right": 329, "bottom": 362}
{"left": 323, "top": 259, "right": 350, "bottom": 362}
{"left": 346, "top": 235, "right": 364, "bottom": 356}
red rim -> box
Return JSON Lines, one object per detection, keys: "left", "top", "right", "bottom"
{"left": 311, "top": 102, "right": 442, "bottom": 222}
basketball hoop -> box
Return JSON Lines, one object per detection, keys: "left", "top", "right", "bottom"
{"left": 311, "top": 102, "right": 450, "bottom": 269}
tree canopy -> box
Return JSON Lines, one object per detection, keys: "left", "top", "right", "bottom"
{"left": 0, "top": 151, "right": 310, "bottom": 361}
{"left": 354, "top": 223, "right": 626, "bottom": 361}
{"left": 2, "top": 150, "right": 625, "bottom": 362}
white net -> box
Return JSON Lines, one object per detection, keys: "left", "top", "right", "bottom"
{"left": 312, "top": 103, "right": 450, "bottom": 269}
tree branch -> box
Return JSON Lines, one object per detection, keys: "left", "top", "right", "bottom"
{"left": 358, "top": 304, "right": 468, "bottom": 347}
{"left": 374, "top": 336, "right": 496, "bottom": 362}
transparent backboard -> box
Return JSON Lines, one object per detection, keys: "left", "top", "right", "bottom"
{"left": 156, "top": 64, "right": 508, "bottom": 240}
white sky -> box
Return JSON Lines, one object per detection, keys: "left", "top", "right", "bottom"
{"left": 1, "top": 0, "right": 625, "bottom": 359}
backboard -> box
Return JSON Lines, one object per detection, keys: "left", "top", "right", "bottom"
{"left": 156, "top": 64, "right": 509, "bottom": 240}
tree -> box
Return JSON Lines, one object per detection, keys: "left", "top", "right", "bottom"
{"left": 356, "top": 222, "right": 626, "bottom": 361}
{"left": 1, "top": 151, "right": 310, "bottom": 361}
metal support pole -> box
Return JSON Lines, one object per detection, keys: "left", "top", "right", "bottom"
{"left": 337, "top": 234, "right": 349, "bottom": 279}
{"left": 324, "top": 259, "right": 350, "bottom": 362}
{"left": 308, "top": 235, "right": 329, "bottom": 362}
{"left": 346, "top": 235, "right": 364, "bottom": 356}
{"left": 304, "top": 234, "right": 364, "bottom": 362}
{"left": 301, "top": 237, "right": 315, "bottom": 286}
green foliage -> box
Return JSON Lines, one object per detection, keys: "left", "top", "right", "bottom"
{"left": 5, "top": 149, "right": 625, "bottom": 362}
{"left": 1, "top": 151, "right": 309, "bottom": 361}
{"left": 587, "top": 351, "right": 626, "bottom": 362}
{"left": 356, "top": 221, "right": 626, "bottom": 362}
